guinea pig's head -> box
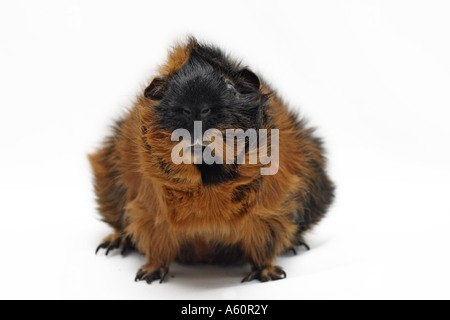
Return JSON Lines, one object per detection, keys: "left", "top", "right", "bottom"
{"left": 144, "top": 49, "right": 265, "bottom": 135}
{"left": 141, "top": 44, "right": 268, "bottom": 185}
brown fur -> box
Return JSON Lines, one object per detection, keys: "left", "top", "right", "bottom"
{"left": 89, "top": 39, "right": 335, "bottom": 283}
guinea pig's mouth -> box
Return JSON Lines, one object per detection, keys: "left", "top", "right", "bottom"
{"left": 189, "top": 139, "right": 221, "bottom": 165}
{"left": 188, "top": 139, "right": 209, "bottom": 148}
{"left": 189, "top": 139, "right": 207, "bottom": 161}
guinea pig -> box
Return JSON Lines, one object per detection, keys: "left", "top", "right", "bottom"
{"left": 90, "top": 37, "right": 335, "bottom": 284}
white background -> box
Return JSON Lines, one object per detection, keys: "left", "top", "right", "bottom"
{"left": 1, "top": 0, "right": 449, "bottom": 300}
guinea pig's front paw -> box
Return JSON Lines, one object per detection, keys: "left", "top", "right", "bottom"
{"left": 135, "top": 265, "right": 169, "bottom": 284}
{"left": 241, "top": 265, "right": 287, "bottom": 283}
{"left": 96, "top": 233, "right": 134, "bottom": 256}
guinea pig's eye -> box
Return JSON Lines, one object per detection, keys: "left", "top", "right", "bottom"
{"left": 201, "top": 107, "right": 211, "bottom": 115}
{"left": 183, "top": 107, "right": 192, "bottom": 116}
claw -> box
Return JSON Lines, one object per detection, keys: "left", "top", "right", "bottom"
{"left": 105, "top": 238, "right": 121, "bottom": 256}
{"left": 105, "top": 246, "right": 113, "bottom": 256}
{"left": 135, "top": 271, "right": 144, "bottom": 282}
{"left": 145, "top": 272, "right": 160, "bottom": 284}
{"left": 96, "top": 242, "right": 109, "bottom": 255}
{"left": 159, "top": 270, "right": 168, "bottom": 284}
{"left": 290, "top": 247, "right": 297, "bottom": 255}
{"left": 121, "top": 237, "right": 134, "bottom": 256}
{"left": 299, "top": 242, "right": 311, "bottom": 251}
{"left": 241, "top": 272, "right": 256, "bottom": 283}
{"left": 135, "top": 268, "right": 149, "bottom": 282}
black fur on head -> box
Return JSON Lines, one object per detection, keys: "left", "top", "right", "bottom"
{"left": 146, "top": 40, "right": 268, "bottom": 135}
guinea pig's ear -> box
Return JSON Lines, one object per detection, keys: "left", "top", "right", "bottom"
{"left": 144, "top": 77, "right": 168, "bottom": 101}
{"left": 238, "top": 68, "right": 260, "bottom": 93}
